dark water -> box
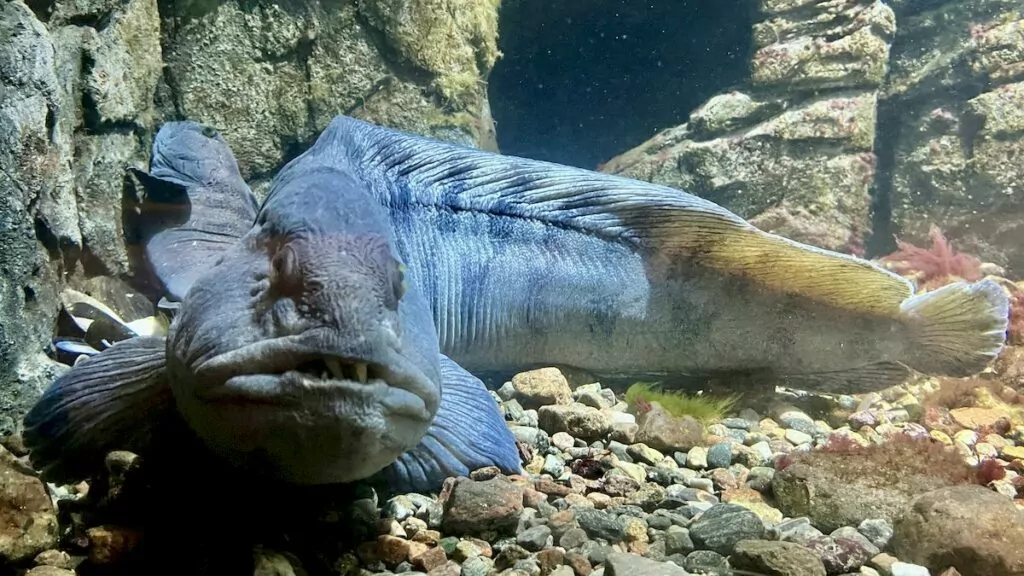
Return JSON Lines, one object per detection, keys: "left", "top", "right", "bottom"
{"left": 488, "top": 0, "right": 755, "bottom": 169}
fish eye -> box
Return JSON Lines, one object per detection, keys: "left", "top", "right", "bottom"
{"left": 201, "top": 125, "right": 219, "bottom": 138}
{"left": 270, "top": 244, "right": 301, "bottom": 296}
{"left": 385, "top": 261, "right": 406, "bottom": 311}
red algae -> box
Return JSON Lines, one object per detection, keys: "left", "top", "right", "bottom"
{"left": 881, "top": 225, "right": 983, "bottom": 291}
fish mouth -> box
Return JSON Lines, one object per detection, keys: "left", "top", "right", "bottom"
{"left": 293, "top": 356, "right": 382, "bottom": 385}
{"left": 190, "top": 331, "right": 437, "bottom": 418}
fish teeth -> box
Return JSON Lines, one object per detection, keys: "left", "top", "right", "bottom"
{"left": 324, "top": 358, "right": 345, "bottom": 380}
{"left": 353, "top": 363, "right": 368, "bottom": 384}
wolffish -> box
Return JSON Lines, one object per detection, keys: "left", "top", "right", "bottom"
{"left": 143, "top": 116, "right": 1009, "bottom": 397}
{"left": 21, "top": 122, "right": 521, "bottom": 494}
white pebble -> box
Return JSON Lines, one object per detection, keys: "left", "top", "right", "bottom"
{"left": 954, "top": 429, "right": 978, "bottom": 447}
{"left": 890, "top": 562, "right": 930, "bottom": 576}
{"left": 785, "top": 429, "right": 813, "bottom": 446}
{"left": 687, "top": 447, "right": 708, "bottom": 469}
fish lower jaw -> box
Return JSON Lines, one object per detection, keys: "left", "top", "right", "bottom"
{"left": 175, "top": 391, "right": 433, "bottom": 484}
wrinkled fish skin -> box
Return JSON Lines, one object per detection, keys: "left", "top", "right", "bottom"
{"left": 22, "top": 122, "right": 447, "bottom": 487}
{"left": 22, "top": 120, "right": 522, "bottom": 493}
{"left": 128, "top": 117, "right": 1008, "bottom": 396}
{"left": 315, "top": 115, "right": 1011, "bottom": 395}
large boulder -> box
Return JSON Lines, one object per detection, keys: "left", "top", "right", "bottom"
{"left": 159, "top": 0, "right": 500, "bottom": 182}
{"left": 600, "top": 0, "right": 895, "bottom": 254}
{"left": 881, "top": 0, "right": 1024, "bottom": 272}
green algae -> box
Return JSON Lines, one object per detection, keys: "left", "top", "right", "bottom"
{"left": 625, "top": 383, "right": 739, "bottom": 424}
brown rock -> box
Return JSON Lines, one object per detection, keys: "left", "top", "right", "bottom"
{"left": 771, "top": 438, "right": 972, "bottom": 533}
{"left": 411, "top": 529, "right": 442, "bottom": 545}
{"left": 523, "top": 487, "right": 549, "bottom": 507}
{"left": 440, "top": 476, "right": 524, "bottom": 536}
{"left": 468, "top": 537, "right": 493, "bottom": 558}
{"left": 512, "top": 368, "right": 573, "bottom": 409}
{"left": 470, "top": 466, "right": 503, "bottom": 481}
{"left": 731, "top": 540, "right": 827, "bottom": 576}
{"left": 412, "top": 545, "right": 447, "bottom": 571}
{"left": 374, "top": 534, "right": 412, "bottom": 566}
{"left": 710, "top": 468, "right": 739, "bottom": 490}
{"left": 949, "top": 407, "right": 1012, "bottom": 431}
{"left": 534, "top": 478, "right": 572, "bottom": 497}
{"left": 892, "top": 484, "right": 1024, "bottom": 576}
{"left": 0, "top": 454, "right": 59, "bottom": 564}
{"left": 33, "top": 549, "right": 73, "bottom": 568}
{"left": 633, "top": 403, "right": 705, "bottom": 453}
{"left": 428, "top": 560, "right": 462, "bottom": 576}
{"left": 538, "top": 405, "right": 611, "bottom": 441}
{"left": 537, "top": 547, "right": 566, "bottom": 574}
{"left": 86, "top": 526, "right": 143, "bottom": 565}
{"left": 565, "top": 551, "right": 593, "bottom": 576}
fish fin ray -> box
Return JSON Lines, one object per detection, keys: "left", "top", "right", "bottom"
{"left": 320, "top": 115, "right": 914, "bottom": 317}
{"left": 384, "top": 355, "right": 521, "bottom": 494}
{"left": 130, "top": 123, "right": 260, "bottom": 301}
{"left": 22, "top": 336, "right": 172, "bottom": 485}
{"left": 899, "top": 279, "right": 1009, "bottom": 376}
{"left": 778, "top": 362, "right": 913, "bottom": 395}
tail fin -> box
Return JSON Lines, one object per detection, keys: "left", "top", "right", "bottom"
{"left": 22, "top": 336, "right": 173, "bottom": 485}
{"left": 899, "top": 278, "right": 1010, "bottom": 377}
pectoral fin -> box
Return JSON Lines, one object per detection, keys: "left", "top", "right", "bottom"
{"left": 128, "top": 122, "right": 260, "bottom": 302}
{"left": 383, "top": 355, "right": 522, "bottom": 494}
{"left": 22, "top": 336, "right": 173, "bottom": 485}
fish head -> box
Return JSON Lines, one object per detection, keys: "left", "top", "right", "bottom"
{"left": 164, "top": 174, "right": 442, "bottom": 484}
{"left": 149, "top": 120, "right": 243, "bottom": 186}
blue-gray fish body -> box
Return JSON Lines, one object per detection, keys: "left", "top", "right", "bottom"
{"left": 21, "top": 121, "right": 521, "bottom": 493}
{"left": 318, "top": 116, "right": 1011, "bottom": 394}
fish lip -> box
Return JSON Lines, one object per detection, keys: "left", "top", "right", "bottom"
{"left": 191, "top": 329, "right": 437, "bottom": 415}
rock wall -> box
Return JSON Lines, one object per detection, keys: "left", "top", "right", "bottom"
{"left": 881, "top": 0, "right": 1024, "bottom": 272}
{"left": 600, "top": 0, "right": 897, "bottom": 254}
{"left": 0, "top": 0, "right": 500, "bottom": 434}
{"left": 599, "top": 0, "right": 1024, "bottom": 272}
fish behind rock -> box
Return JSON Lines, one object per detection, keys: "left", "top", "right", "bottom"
{"left": 21, "top": 122, "right": 521, "bottom": 493}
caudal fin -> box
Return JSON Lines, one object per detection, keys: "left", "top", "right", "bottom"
{"left": 899, "top": 278, "right": 1010, "bottom": 377}
{"left": 22, "top": 336, "right": 173, "bottom": 485}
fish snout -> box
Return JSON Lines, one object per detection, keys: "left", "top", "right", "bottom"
{"left": 172, "top": 329, "right": 441, "bottom": 485}
{"left": 189, "top": 328, "right": 440, "bottom": 417}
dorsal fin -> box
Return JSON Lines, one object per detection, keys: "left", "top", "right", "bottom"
{"left": 314, "top": 115, "right": 915, "bottom": 318}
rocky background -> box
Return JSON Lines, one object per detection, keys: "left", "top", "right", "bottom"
{"left": 0, "top": 0, "right": 500, "bottom": 435}
{"left": 3, "top": 0, "right": 1024, "bottom": 574}
{"left": 600, "top": 0, "right": 1024, "bottom": 267}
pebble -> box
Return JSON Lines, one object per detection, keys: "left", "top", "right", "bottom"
{"left": 857, "top": 519, "right": 893, "bottom": 550}
{"left": 1002, "top": 445, "right": 1024, "bottom": 460}
{"left": 785, "top": 429, "right": 814, "bottom": 446}
{"left": 688, "top": 504, "right": 765, "bottom": 556}
{"left": 891, "top": 562, "right": 931, "bottom": 576}
{"left": 517, "top": 526, "right": 552, "bottom": 552}
{"left": 705, "top": 443, "right": 732, "bottom": 469}
{"left": 731, "top": 540, "right": 826, "bottom": 576}
{"left": 721, "top": 417, "right": 752, "bottom": 430}
{"left": 685, "top": 447, "right": 707, "bottom": 469}
{"left": 551, "top": 432, "right": 576, "bottom": 451}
